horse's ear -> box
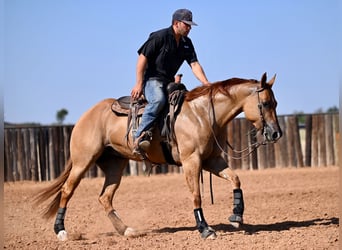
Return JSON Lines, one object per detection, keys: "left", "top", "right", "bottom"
{"left": 261, "top": 72, "right": 267, "bottom": 88}
{"left": 267, "top": 74, "right": 276, "bottom": 87}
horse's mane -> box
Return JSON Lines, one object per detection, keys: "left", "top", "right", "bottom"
{"left": 185, "top": 77, "right": 258, "bottom": 101}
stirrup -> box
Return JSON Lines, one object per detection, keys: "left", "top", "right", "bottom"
{"left": 133, "top": 131, "right": 152, "bottom": 152}
{"left": 138, "top": 140, "right": 150, "bottom": 151}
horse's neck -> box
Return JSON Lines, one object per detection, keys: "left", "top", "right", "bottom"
{"left": 183, "top": 94, "right": 238, "bottom": 130}
{"left": 184, "top": 83, "right": 255, "bottom": 127}
{"left": 209, "top": 93, "right": 245, "bottom": 127}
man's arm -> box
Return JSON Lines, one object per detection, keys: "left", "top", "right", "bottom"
{"left": 190, "top": 61, "right": 210, "bottom": 86}
{"left": 131, "top": 54, "right": 148, "bottom": 100}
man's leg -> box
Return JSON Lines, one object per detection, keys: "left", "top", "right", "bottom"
{"left": 134, "top": 79, "right": 166, "bottom": 151}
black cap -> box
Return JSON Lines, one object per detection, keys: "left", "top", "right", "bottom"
{"left": 172, "top": 9, "right": 197, "bottom": 26}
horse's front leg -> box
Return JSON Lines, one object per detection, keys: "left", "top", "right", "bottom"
{"left": 203, "top": 156, "right": 244, "bottom": 228}
{"left": 182, "top": 156, "right": 217, "bottom": 239}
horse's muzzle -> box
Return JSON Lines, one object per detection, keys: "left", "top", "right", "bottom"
{"left": 263, "top": 125, "right": 282, "bottom": 142}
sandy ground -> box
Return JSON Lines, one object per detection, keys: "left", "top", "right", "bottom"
{"left": 4, "top": 166, "right": 339, "bottom": 249}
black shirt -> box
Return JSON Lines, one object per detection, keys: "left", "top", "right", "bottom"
{"left": 138, "top": 26, "right": 198, "bottom": 83}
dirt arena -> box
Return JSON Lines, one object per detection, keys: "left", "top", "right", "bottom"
{"left": 4, "top": 166, "right": 339, "bottom": 249}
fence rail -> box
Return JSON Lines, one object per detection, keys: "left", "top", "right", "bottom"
{"left": 4, "top": 113, "right": 339, "bottom": 182}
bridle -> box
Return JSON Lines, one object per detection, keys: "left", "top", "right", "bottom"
{"left": 256, "top": 86, "right": 268, "bottom": 142}
{"left": 205, "top": 86, "right": 269, "bottom": 204}
{"left": 208, "top": 86, "right": 270, "bottom": 160}
{"left": 205, "top": 84, "right": 279, "bottom": 204}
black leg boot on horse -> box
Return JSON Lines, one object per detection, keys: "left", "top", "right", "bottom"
{"left": 228, "top": 188, "right": 244, "bottom": 228}
{"left": 54, "top": 207, "right": 67, "bottom": 240}
{"left": 194, "top": 208, "right": 216, "bottom": 239}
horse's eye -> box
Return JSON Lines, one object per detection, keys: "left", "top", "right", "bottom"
{"left": 262, "top": 101, "right": 271, "bottom": 109}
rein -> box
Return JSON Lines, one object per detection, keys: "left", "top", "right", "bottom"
{"left": 208, "top": 87, "right": 267, "bottom": 161}
{"left": 205, "top": 87, "right": 267, "bottom": 204}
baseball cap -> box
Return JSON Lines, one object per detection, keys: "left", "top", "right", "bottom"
{"left": 172, "top": 9, "right": 198, "bottom": 26}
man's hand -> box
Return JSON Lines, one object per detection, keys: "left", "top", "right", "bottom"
{"left": 131, "top": 54, "right": 148, "bottom": 100}
{"left": 131, "top": 83, "right": 143, "bottom": 100}
{"left": 175, "top": 74, "right": 183, "bottom": 83}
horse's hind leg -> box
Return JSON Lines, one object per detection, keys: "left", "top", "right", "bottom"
{"left": 54, "top": 157, "right": 96, "bottom": 240}
{"left": 203, "top": 157, "right": 244, "bottom": 228}
{"left": 97, "top": 152, "right": 138, "bottom": 236}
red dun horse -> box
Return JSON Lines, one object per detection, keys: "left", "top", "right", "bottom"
{"left": 34, "top": 73, "right": 282, "bottom": 240}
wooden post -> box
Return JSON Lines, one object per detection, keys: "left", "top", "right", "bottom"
{"left": 318, "top": 114, "right": 327, "bottom": 166}
{"left": 293, "top": 115, "right": 304, "bottom": 167}
{"left": 267, "top": 143, "right": 276, "bottom": 168}
{"left": 333, "top": 113, "right": 339, "bottom": 166}
{"left": 62, "top": 126, "right": 71, "bottom": 173}
{"left": 36, "top": 134, "right": 42, "bottom": 182}
{"left": 304, "top": 115, "right": 312, "bottom": 166}
{"left": 257, "top": 144, "right": 267, "bottom": 170}
{"left": 40, "top": 127, "right": 49, "bottom": 181}
{"left": 23, "top": 129, "right": 31, "bottom": 180}
{"left": 13, "top": 129, "right": 18, "bottom": 181}
{"left": 325, "top": 114, "right": 335, "bottom": 166}
{"left": 274, "top": 116, "right": 287, "bottom": 167}
{"left": 89, "top": 164, "right": 97, "bottom": 178}
{"left": 16, "top": 129, "right": 25, "bottom": 180}
{"left": 48, "top": 127, "right": 56, "bottom": 180}
{"left": 129, "top": 160, "right": 138, "bottom": 176}
{"left": 4, "top": 129, "right": 13, "bottom": 181}
{"left": 240, "top": 119, "right": 250, "bottom": 170}
{"left": 249, "top": 124, "right": 258, "bottom": 170}
{"left": 56, "top": 126, "right": 63, "bottom": 176}
{"left": 29, "top": 128, "right": 37, "bottom": 181}
{"left": 311, "top": 115, "right": 319, "bottom": 167}
{"left": 286, "top": 116, "right": 296, "bottom": 167}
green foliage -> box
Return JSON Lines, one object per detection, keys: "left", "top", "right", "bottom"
{"left": 293, "top": 111, "right": 306, "bottom": 125}
{"left": 56, "top": 108, "right": 69, "bottom": 124}
{"left": 326, "top": 106, "right": 338, "bottom": 113}
{"left": 294, "top": 106, "right": 338, "bottom": 126}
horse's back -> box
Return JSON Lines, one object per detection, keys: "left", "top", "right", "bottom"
{"left": 70, "top": 98, "right": 126, "bottom": 150}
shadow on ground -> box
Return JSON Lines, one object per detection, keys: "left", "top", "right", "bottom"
{"left": 154, "top": 217, "right": 339, "bottom": 235}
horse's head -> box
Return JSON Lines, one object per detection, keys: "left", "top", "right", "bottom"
{"left": 243, "top": 73, "right": 282, "bottom": 143}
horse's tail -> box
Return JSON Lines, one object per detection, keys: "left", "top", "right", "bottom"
{"left": 33, "top": 159, "right": 73, "bottom": 219}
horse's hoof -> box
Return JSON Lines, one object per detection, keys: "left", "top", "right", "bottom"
{"left": 124, "top": 227, "right": 135, "bottom": 237}
{"left": 57, "top": 230, "right": 68, "bottom": 241}
{"left": 124, "top": 227, "right": 146, "bottom": 237}
{"left": 201, "top": 226, "right": 217, "bottom": 239}
{"left": 229, "top": 214, "right": 243, "bottom": 229}
{"left": 230, "top": 221, "right": 241, "bottom": 229}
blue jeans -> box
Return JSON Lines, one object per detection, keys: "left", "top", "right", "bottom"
{"left": 134, "top": 79, "right": 167, "bottom": 139}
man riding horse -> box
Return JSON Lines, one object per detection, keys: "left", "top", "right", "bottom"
{"left": 34, "top": 8, "right": 282, "bottom": 241}
{"left": 130, "top": 9, "right": 210, "bottom": 154}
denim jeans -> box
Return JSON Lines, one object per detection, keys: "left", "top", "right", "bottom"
{"left": 134, "top": 79, "right": 167, "bottom": 139}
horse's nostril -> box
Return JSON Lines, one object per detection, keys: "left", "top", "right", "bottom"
{"left": 272, "top": 131, "right": 282, "bottom": 140}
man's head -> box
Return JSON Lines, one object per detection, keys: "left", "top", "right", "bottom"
{"left": 172, "top": 9, "right": 197, "bottom": 26}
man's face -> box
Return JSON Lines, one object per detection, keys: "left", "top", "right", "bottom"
{"left": 175, "top": 21, "right": 191, "bottom": 37}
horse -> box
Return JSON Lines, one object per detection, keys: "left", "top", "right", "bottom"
{"left": 34, "top": 72, "right": 282, "bottom": 240}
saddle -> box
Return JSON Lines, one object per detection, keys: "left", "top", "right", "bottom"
{"left": 111, "top": 82, "right": 187, "bottom": 164}
{"left": 111, "top": 96, "right": 146, "bottom": 116}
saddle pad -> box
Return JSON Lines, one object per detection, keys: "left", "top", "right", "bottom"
{"left": 111, "top": 96, "right": 146, "bottom": 116}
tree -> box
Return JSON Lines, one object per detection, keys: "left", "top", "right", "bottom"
{"left": 293, "top": 111, "right": 305, "bottom": 125}
{"left": 326, "top": 106, "right": 339, "bottom": 113}
{"left": 56, "top": 108, "right": 69, "bottom": 124}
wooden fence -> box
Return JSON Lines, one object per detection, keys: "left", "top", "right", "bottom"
{"left": 4, "top": 113, "right": 339, "bottom": 182}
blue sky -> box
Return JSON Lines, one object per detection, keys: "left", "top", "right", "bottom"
{"left": 4, "top": 1, "right": 340, "bottom": 124}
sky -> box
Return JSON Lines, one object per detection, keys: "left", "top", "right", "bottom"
{"left": 3, "top": 0, "right": 340, "bottom": 125}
